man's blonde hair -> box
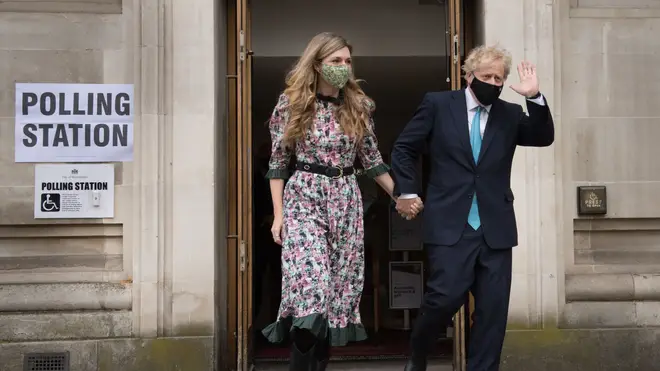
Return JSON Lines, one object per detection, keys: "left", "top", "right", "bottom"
{"left": 462, "top": 45, "right": 513, "bottom": 79}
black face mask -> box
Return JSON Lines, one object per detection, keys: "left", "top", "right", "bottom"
{"left": 469, "top": 76, "right": 503, "bottom": 106}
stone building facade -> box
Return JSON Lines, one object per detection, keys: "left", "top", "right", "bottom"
{"left": 0, "top": 0, "right": 658, "bottom": 370}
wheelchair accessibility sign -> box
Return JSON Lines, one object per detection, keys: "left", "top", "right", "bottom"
{"left": 34, "top": 164, "right": 114, "bottom": 219}
{"left": 41, "top": 193, "right": 61, "bottom": 212}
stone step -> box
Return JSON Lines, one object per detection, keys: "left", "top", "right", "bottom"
{"left": 255, "top": 359, "right": 453, "bottom": 370}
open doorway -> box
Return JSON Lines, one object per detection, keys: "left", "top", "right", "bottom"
{"left": 246, "top": 0, "right": 477, "bottom": 365}
{"left": 251, "top": 57, "right": 451, "bottom": 361}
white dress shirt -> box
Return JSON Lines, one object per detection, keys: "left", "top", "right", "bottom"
{"left": 399, "top": 88, "right": 546, "bottom": 200}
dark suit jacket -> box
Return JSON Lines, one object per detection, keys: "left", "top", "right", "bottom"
{"left": 391, "top": 89, "right": 554, "bottom": 249}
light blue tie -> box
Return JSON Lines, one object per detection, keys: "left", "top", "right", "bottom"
{"left": 467, "top": 107, "right": 482, "bottom": 230}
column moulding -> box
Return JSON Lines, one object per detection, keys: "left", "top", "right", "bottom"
{"left": 130, "top": 0, "right": 172, "bottom": 337}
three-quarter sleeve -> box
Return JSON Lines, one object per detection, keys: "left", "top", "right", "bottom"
{"left": 265, "top": 94, "right": 293, "bottom": 179}
{"left": 358, "top": 101, "right": 390, "bottom": 178}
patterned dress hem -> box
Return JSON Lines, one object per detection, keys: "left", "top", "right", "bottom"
{"left": 262, "top": 313, "right": 368, "bottom": 347}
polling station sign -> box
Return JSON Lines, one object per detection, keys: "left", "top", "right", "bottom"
{"left": 15, "top": 83, "right": 134, "bottom": 163}
{"left": 34, "top": 164, "right": 115, "bottom": 219}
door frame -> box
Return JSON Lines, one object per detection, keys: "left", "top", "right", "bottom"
{"left": 448, "top": 1, "right": 469, "bottom": 370}
{"left": 225, "top": 0, "right": 472, "bottom": 369}
{"left": 226, "top": 0, "right": 254, "bottom": 370}
{"left": 225, "top": 0, "right": 239, "bottom": 367}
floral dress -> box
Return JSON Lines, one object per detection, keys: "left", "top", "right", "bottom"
{"left": 261, "top": 93, "right": 389, "bottom": 347}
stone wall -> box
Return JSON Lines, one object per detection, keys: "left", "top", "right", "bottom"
{"left": 0, "top": 0, "right": 220, "bottom": 370}
{"left": 480, "top": 0, "right": 563, "bottom": 331}
{"left": 564, "top": 0, "right": 660, "bottom": 328}
{"left": 0, "top": 0, "right": 135, "bottom": 345}
{"left": 477, "top": 0, "right": 660, "bottom": 369}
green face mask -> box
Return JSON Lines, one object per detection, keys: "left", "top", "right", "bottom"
{"left": 320, "top": 64, "right": 351, "bottom": 89}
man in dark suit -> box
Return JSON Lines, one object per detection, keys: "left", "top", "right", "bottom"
{"left": 391, "top": 45, "right": 554, "bottom": 371}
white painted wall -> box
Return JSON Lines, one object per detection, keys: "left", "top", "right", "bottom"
{"left": 251, "top": 0, "right": 449, "bottom": 56}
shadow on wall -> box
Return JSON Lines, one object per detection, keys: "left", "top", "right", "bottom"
{"left": 250, "top": 0, "right": 449, "bottom": 58}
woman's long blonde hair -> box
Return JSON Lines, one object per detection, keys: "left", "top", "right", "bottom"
{"left": 281, "top": 32, "right": 373, "bottom": 147}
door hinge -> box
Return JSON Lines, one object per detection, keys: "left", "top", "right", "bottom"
{"left": 239, "top": 30, "right": 246, "bottom": 62}
{"left": 239, "top": 240, "right": 246, "bottom": 271}
{"left": 452, "top": 34, "right": 459, "bottom": 64}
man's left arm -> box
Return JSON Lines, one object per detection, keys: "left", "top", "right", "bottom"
{"left": 516, "top": 93, "right": 555, "bottom": 147}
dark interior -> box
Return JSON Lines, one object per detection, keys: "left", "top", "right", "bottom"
{"left": 251, "top": 57, "right": 458, "bottom": 361}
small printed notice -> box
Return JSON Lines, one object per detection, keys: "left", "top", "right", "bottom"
{"left": 390, "top": 209, "right": 423, "bottom": 251}
{"left": 389, "top": 261, "right": 424, "bottom": 309}
{"left": 15, "top": 83, "right": 134, "bottom": 163}
{"left": 34, "top": 164, "right": 115, "bottom": 219}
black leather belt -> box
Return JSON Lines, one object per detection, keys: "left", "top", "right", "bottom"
{"left": 296, "top": 162, "right": 356, "bottom": 179}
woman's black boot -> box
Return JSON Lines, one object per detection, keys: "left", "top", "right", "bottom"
{"left": 289, "top": 328, "right": 317, "bottom": 371}
{"left": 289, "top": 342, "right": 315, "bottom": 371}
{"left": 312, "top": 333, "right": 330, "bottom": 371}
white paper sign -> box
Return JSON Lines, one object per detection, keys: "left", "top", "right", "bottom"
{"left": 389, "top": 261, "right": 424, "bottom": 309}
{"left": 34, "top": 164, "right": 115, "bottom": 219}
{"left": 15, "top": 83, "right": 134, "bottom": 163}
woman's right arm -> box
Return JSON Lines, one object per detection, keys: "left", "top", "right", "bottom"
{"left": 265, "top": 94, "right": 292, "bottom": 218}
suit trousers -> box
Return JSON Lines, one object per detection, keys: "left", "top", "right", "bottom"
{"left": 410, "top": 225, "right": 512, "bottom": 371}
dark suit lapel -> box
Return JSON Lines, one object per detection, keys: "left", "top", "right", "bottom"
{"left": 449, "top": 90, "right": 475, "bottom": 167}
{"left": 477, "top": 100, "right": 501, "bottom": 164}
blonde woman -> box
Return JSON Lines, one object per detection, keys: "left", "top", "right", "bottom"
{"left": 262, "top": 32, "right": 421, "bottom": 370}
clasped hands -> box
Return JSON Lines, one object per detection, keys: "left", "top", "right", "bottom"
{"left": 395, "top": 197, "right": 424, "bottom": 220}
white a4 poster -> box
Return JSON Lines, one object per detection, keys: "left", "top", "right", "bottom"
{"left": 15, "top": 83, "right": 134, "bottom": 163}
{"left": 389, "top": 261, "right": 424, "bottom": 309}
{"left": 34, "top": 164, "right": 115, "bottom": 219}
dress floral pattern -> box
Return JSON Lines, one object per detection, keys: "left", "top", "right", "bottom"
{"left": 261, "top": 93, "right": 389, "bottom": 347}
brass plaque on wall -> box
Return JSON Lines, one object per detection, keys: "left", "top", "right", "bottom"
{"left": 577, "top": 186, "right": 607, "bottom": 215}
